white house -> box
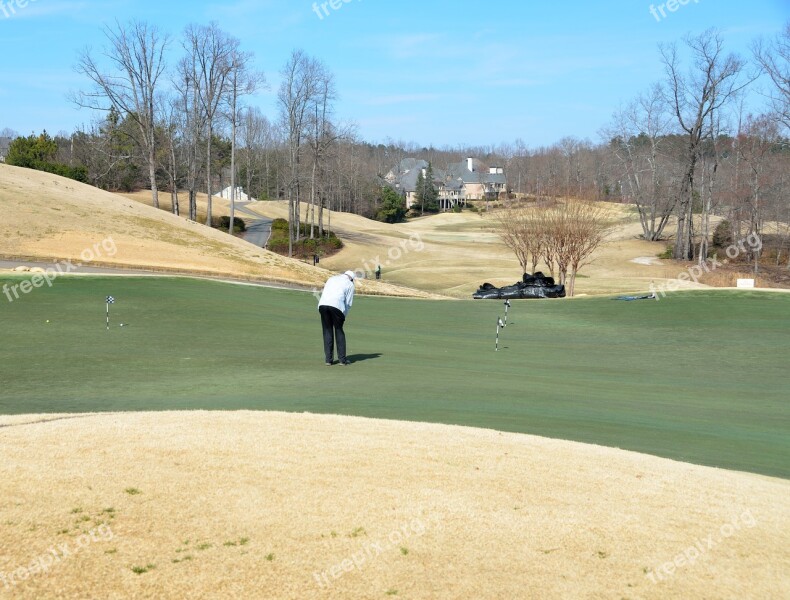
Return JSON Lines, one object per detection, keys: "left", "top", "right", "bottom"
{"left": 218, "top": 186, "right": 255, "bottom": 202}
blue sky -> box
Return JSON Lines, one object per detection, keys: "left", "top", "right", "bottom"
{"left": 0, "top": 0, "right": 786, "bottom": 147}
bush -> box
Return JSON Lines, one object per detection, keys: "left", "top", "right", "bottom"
{"left": 658, "top": 245, "right": 674, "bottom": 259}
{"left": 265, "top": 220, "right": 343, "bottom": 258}
{"left": 210, "top": 216, "right": 246, "bottom": 234}
{"left": 271, "top": 218, "right": 289, "bottom": 232}
{"left": 219, "top": 216, "right": 246, "bottom": 233}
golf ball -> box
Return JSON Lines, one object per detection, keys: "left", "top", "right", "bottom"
{"left": 46, "top": 320, "right": 50, "bottom": 323}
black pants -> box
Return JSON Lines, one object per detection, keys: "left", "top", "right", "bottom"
{"left": 319, "top": 305, "right": 346, "bottom": 363}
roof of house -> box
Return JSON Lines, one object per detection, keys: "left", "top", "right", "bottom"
{"left": 384, "top": 157, "right": 507, "bottom": 194}
{"left": 445, "top": 159, "right": 507, "bottom": 186}
{"left": 385, "top": 159, "right": 431, "bottom": 193}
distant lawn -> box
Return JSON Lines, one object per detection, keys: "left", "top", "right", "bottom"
{"left": 1, "top": 276, "right": 788, "bottom": 478}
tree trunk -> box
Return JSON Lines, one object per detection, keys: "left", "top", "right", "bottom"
{"left": 148, "top": 146, "right": 160, "bottom": 209}
{"left": 675, "top": 154, "right": 696, "bottom": 260}
{"left": 229, "top": 94, "right": 237, "bottom": 235}
{"left": 310, "top": 159, "right": 317, "bottom": 239}
{"left": 206, "top": 129, "right": 213, "bottom": 227}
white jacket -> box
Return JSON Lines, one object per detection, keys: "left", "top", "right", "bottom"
{"left": 318, "top": 274, "right": 355, "bottom": 317}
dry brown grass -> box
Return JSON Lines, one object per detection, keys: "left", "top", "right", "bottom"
{"left": 244, "top": 201, "right": 710, "bottom": 298}
{"left": 0, "top": 412, "right": 787, "bottom": 599}
{"left": 117, "top": 190, "right": 231, "bottom": 224}
{"left": 3, "top": 171, "right": 788, "bottom": 599}
{"left": 0, "top": 165, "right": 437, "bottom": 298}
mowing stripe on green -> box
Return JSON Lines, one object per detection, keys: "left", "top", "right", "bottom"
{"left": 1, "top": 276, "right": 788, "bottom": 478}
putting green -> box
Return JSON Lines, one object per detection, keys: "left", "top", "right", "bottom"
{"left": 1, "top": 275, "right": 788, "bottom": 478}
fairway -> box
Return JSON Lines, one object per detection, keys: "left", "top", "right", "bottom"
{"left": 1, "top": 275, "right": 788, "bottom": 478}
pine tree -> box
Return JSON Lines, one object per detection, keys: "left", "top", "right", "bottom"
{"left": 415, "top": 162, "right": 439, "bottom": 214}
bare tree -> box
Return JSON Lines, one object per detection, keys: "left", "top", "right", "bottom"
{"left": 502, "top": 200, "right": 612, "bottom": 296}
{"left": 173, "top": 60, "right": 205, "bottom": 221}
{"left": 159, "top": 95, "right": 183, "bottom": 215}
{"left": 604, "top": 84, "right": 677, "bottom": 240}
{"left": 734, "top": 115, "right": 780, "bottom": 273}
{"left": 753, "top": 22, "right": 790, "bottom": 130}
{"left": 278, "top": 49, "right": 322, "bottom": 256}
{"left": 74, "top": 20, "right": 169, "bottom": 208}
{"left": 306, "top": 66, "right": 338, "bottom": 239}
{"left": 495, "top": 205, "right": 532, "bottom": 273}
{"left": 182, "top": 23, "right": 236, "bottom": 226}
{"left": 495, "top": 202, "right": 548, "bottom": 276}
{"left": 239, "top": 107, "right": 267, "bottom": 201}
{"left": 564, "top": 200, "right": 615, "bottom": 297}
{"left": 660, "top": 29, "right": 751, "bottom": 260}
{"left": 225, "top": 49, "right": 265, "bottom": 234}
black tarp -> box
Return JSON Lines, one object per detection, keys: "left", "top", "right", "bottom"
{"left": 473, "top": 272, "right": 566, "bottom": 299}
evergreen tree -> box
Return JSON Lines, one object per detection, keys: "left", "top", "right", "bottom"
{"left": 5, "top": 131, "right": 87, "bottom": 182}
{"left": 377, "top": 186, "right": 407, "bottom": 223}
{"left": 414, "top": 162, "right": 439, "bottom": 214}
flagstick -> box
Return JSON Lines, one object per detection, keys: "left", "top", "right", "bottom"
{"left": 504, "top": 300, "right": 511, "bottom": 326}
{"left": 496, "top": 317, "right": 501, "bottom": 352}
{"left": 106, "top": 301, "right": 110, "bottom": 331}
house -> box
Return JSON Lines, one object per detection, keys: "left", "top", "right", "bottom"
{"left": 218, "top": 186, "right": 256, "bottom": 202}
{"left": 384, "top": 159, "right": 437, "bottom": 208}
{"left": 0, "top": 137, "right": 11, "bottom": 163}
{"left": 444, "top": 158, "right": 507, "bottom": 200}
{"left": 384, "top": 157, "right": 507, "bottom": 210}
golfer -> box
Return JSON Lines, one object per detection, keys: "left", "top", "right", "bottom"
{"left": 318, "top": 270, "right": 356, "bottom": 366}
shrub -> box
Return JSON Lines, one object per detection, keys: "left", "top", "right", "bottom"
{"left": 265, "top": 220, "right": 343, "bottom": 257}
{"left": 217, "top": 216, "right": 246, "bottom": 233}
{"left": 271, "top": 218, "right": 289, "bottom": 232}
{"left": 658, "top": 245, "right": 673, "bottom": 259}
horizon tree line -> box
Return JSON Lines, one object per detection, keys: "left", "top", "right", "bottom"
{"left": 2, "top": 22, "right": 787, "bottom": 265}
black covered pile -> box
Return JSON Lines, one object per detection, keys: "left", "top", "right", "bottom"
{"left": 473, "top": 272, "right": 566, "bottom": 299}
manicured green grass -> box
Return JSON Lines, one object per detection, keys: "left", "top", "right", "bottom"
{"left": 1, "top": 276, "right": 788, "bottom": 478}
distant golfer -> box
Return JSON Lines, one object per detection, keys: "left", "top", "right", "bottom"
{"left": 318, "top": 270, "right": 356, "bottom": 366}
{"left": 375, "top": 264, "right": 381, "bottom": 280}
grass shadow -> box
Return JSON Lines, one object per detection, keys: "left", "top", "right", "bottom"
{"left": 346, "top": 353, "right": 382, "bottom": 363}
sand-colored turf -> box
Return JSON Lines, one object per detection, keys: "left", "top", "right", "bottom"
{"left": 0, "top": 165, "right": 435, "bottom": 298}
{"left": 0, "top": 412, "right": 787, "bottom": 599}
{"left": 244, "top": 201, "right": 710, "bottom": 298}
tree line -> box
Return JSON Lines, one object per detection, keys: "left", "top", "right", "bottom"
{"left": 2, "top": 23, "right": 787, "bottom": 264}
